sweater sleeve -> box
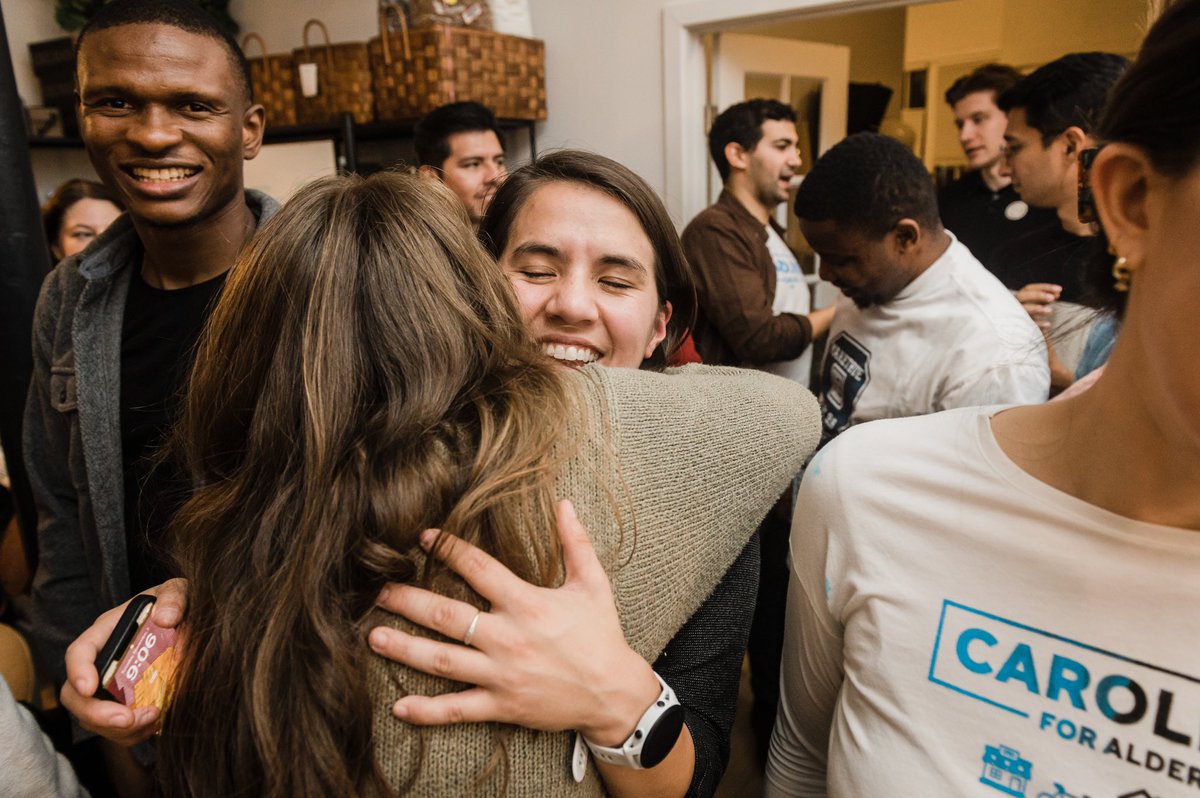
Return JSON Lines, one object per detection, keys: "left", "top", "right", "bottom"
{"left": 764, "top": 446, "right": 848, "bottom": 798}
{"left": 683, "top": 220, "right": 814, "bottom": 364}
{"left": 589, "top": 365, "right": 820, "bottom": 644}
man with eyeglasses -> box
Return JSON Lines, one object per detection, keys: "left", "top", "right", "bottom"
{"left": 990, "top": 53, "right": 1129, "bottom": 390}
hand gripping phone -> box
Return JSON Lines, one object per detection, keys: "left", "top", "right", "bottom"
{"left": 95, "top": 594, "right": 180, "bottom": 711}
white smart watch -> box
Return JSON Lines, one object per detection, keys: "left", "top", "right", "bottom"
{"left": 582, "top": 672, "right": 685, "bottom": 770}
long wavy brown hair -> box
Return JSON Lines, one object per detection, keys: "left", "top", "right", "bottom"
{"left": 156, "top": 172, "right": 573, "bottom": 797}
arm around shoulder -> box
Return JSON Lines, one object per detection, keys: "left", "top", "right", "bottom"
{"left": 607, "top": 365, "right": 821, "bottom": 497}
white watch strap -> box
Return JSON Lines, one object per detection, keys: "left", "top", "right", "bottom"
{"left": 582, "top": 672, "right": 679, "bottom": 770}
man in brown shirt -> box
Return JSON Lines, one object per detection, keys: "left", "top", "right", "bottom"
{"left": 682, "top": 99, "right": 834, "bottom": 375}
{"left": 681, "top": 99, "right": 835, "bottom": 765}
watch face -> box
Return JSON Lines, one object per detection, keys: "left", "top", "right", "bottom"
{"left": 639, "top": 704, "right": 685, "bottom": 769}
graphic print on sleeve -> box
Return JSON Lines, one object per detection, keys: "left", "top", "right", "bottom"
{"left": 821, "top": 331, "right": 871, "bottom": 440}
{"left": 930, "top": 600, "right": 1200, "bottom": 797}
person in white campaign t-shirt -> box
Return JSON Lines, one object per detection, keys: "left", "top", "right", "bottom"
{"left": 793, "top": 132, "right": 1048, "bottom": 443}
{"left": 768, "top": 6, "right": 1200, "bottom": 795}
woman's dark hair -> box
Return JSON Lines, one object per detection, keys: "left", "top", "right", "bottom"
{"left": 157, "top": 172, "right": 574, "bottom": 797}
{"left": 1085, "top": 0, "right": 1200, "bottom": 316}
{"left": 40, "top": 178, "right": 123, "bottom": 260}
{"left": 479, "top": 149, "right": 696, "bottom": 368}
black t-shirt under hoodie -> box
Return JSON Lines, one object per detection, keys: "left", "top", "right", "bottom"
{"left": 120, "top": 265, "right": 228, "bottom": 594}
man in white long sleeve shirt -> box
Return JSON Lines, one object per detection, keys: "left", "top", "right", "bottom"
{"left": 793, "top": 133, "right": 1048, "bottom": 447}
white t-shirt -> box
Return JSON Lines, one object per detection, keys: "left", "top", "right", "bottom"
{"left": 763, "top": 224, "right": 814, "bottom": 387}
{"left": 767, "top": 406, "right": 1200, "bottom": 798}
{"left": 821, "top": 235, "right": 1048, "bottom": 440}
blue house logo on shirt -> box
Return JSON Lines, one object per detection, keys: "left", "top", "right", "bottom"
{"left": 981, "top": 744, "right": 1032, "bottom": 796}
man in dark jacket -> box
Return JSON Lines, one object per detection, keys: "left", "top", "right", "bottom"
{"left": 24, "top": 2, "right": 276, "bottom": 787}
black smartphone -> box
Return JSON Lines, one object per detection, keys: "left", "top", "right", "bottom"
{"left": 94, "top": 594, "right": 179, "bottom": 709}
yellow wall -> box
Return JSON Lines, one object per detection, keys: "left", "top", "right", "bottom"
{"left": 905, "top": 0, "right": 1003, "bottom": 65}
{"left": 742, "top": 8, "right": 907, "bottom": 121}
{"left": 906, "top": 0, "right": 1145, "bottom": 68}
{"left": 906, "top": 0, "right": 1148, "bottom": 167}
{"left": 999, "top": 0, "right": 1147, "bottom": 65}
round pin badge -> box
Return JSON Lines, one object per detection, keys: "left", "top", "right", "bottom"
{"left": 1005, "top": 200, "right": 1029, "bottom": 221}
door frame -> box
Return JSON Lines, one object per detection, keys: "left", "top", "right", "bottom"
{"left": 661, "top": 0, "right": 940, "bottom": 225}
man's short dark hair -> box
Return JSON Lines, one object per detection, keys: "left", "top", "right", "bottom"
{"left": 75, "top": 0, "right": 253, "bottom": 103}
{"left": 413, "top": 102, "right": 504, "bottom": 169}
{"left": 794, "top": 132, "right": 939, "bottom": 240}
{"left": 997, "top": 52, "right": 1129, "bottom": 144}
{"left": 708, "top": 99, "right": 797, "bottom": 183}
{"left": 945, "top": 63, "right": 1024, "bottom": 107}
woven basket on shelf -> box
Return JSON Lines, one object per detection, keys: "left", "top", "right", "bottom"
{"left": 370, "top": 12, "right": 546, "bottom": 122}
{"left": 241, "top": 33, "right": 297, "bottom": 128}
{"left": 407, "top": 0, "right": 493, "bottom": 30}
{"left": 292, "top": 20, "right": 375, "bottom": 126}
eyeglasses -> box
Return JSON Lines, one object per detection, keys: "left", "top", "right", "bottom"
{"left": 1077, "top": 147, "right": 1101, "bottom": 225}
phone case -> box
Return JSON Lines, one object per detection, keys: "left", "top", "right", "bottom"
{"left": 97, "top": 596, "right": 180, "bottom": 711}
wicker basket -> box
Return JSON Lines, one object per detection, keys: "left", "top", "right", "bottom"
{"left": 407, "top": 0, "right": 493, "bottom": 30}
{"left": 370, "top": 14, "right": 546, "bottom": 122}
{"left": 241, "top": 34, "right": 297, "bottom": 128}
{"left": 292, "top": 20, "right": 375, "bottom": 126}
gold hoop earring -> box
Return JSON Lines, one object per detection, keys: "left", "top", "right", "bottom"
{"left": 1112, "top": 256, "right": 1132, "bottom": 293}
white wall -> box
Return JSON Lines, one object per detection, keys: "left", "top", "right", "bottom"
{"left": 2, "top": 0, "right": 64, "bottom": 105}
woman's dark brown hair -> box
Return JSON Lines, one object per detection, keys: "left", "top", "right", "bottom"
{"left": 479, "top": 149, "right": 697, "bottom": 368}
{"left": 156, "top": 172, "right": 573, "bottom": 797}
{"left": 1085, "top": 0, "right": 1200, "bottom": 316}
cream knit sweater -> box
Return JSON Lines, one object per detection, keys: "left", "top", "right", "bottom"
{"left": 369, "top": 364, "right": 820, "bottom": 796}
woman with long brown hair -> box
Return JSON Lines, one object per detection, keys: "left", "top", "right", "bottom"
{"left": 89, "top": 170, "right": 820, "bottom": 796}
